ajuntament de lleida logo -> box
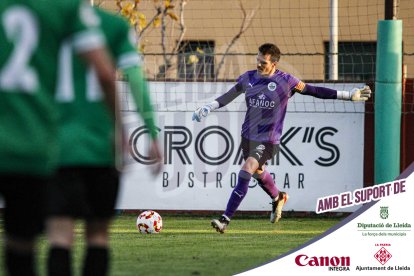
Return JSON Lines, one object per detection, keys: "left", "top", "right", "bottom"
{"left": 380, "top": 206, "right": 389, "bottom": 219}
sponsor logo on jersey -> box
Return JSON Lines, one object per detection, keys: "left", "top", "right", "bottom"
{"left": 249, "top": 94, "right": 275, "bottom": 109}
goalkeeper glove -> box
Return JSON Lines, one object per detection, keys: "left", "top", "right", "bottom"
{"left": 350, "top": 85, "right": 372, "bottom": 101}
{"left": 337, "top": 85, "right": 372, "bottom": 101}
{"left": 192, "top": 101, "right": 219, "bottom": 122}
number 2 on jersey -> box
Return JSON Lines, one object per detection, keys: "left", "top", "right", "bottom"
{"left": 0, "top": 6, "right": 39, "bottom": 93}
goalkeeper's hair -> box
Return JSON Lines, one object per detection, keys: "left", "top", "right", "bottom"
{"left": 259, "top": 43, "right": 281, "bottom": 62}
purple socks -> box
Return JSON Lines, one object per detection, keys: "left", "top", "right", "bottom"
{"left": 256, "top": 170, "right": 279, "bottom": 199}
{"left": 224, "top": 170, "right": 252, "bottom": 219}
{"left": 223, "top": 170, "right": 279, "bottom": 219}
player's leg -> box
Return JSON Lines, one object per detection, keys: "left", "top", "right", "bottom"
{"left": 46, "top": 218, "right": 75, "bottom": 276}
{"left": 253, "top": 166, "right": 286, "bottom": 223}
{"left": 212, "top": 157, "right": 259, "bottom": 233}
{"left": 46, "top": 168, "right": 88, "bottom": 276}
{"left": 212, "top": 138, "right": 260, "bottom": 233}
{"left": 1, "top": 175, "right": 48, "bottom": 276}
{"left": 4, "top": 238, "right": 36, "bottom": 276}
{"left": 253, "top": 165, "right": 279, "bottom": 198}
{"left": 224, "top": 157, "right": 259, "bottom": 219}
{"left": 83, "top": 219, "right": 111, "bottom": 276}
{"left": 252, "top": 143, "right": 288, "bottom": 223}
{"left": 82, "top": 167, "right": 119, "bottom": 276}
{"left": 252, "top": 143, "right": 280, "bottom": 199}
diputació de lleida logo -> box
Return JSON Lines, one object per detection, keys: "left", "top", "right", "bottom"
{"left": 380, "top": 206, "right": 389, "bottom": 219}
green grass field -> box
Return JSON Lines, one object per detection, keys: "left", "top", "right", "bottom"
{"left": 1, "top": 213, "right": 344, "bottom": 276}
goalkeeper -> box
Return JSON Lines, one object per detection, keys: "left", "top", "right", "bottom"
{"left": 192, "top": 43, "right": 371, "bottom": 234}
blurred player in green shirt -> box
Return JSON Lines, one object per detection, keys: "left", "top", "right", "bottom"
{"left": 0, "top": 1, "right": 116, "bottom": 275}
{"left": 46, "top": 7, "right": 162, "bottom": 276}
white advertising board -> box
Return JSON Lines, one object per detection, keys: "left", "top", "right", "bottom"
{"left": 117, "top": 82, "right": 365, "bottom": 212}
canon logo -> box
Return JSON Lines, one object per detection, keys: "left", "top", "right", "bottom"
{"left": 295, "top": 254, "right": 350, "bottom": 267}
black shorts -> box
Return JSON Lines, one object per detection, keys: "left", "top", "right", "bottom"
{"left": 0, "top": 174, "right": 49, "bottom": 240}
{"left": 241, "top": 137, "right": 280, "bottom": 170}
{"left": 47, "top": 167, "right": 119, "bottom": 219}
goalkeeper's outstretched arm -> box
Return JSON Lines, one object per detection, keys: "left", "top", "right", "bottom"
{"left": 192, "top": 83, "right": 244, "bottom": 122}
{"left": 299, "top": 84, "right": 372, "bottom": 101}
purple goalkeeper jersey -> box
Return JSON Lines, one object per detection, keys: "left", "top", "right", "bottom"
{"left": 240, "top": 70, "right": 300, "bottom": 144}
{"left": 216, "top": 70, "right": 303, "bottom": 144}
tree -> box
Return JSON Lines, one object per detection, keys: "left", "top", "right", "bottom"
{"left": 116, "top": 0, "right": 187, "bottom": 78}
{"left": 113, "top": 0, "right": 257, "bottom": 80}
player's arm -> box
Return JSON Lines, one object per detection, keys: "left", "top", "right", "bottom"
{"left": 123, "top": 65, "right": 162, "bottom": 174}
{"left": 192, "top": 82, "right": 244, "bottom": 122}
{"left": 123, "top": 66, "right": 157, "bottom": 140}
{"left": 105, "top": 10, "right": 162, "bottom": 173}
{"left": 294, "top": 82, "right": 372, "bottom": 101}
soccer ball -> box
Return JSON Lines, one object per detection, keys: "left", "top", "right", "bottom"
{"left": 136, "top": 210, "right": 163, "bottom": 234}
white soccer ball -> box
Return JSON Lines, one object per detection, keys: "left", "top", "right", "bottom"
{"left": 136, "top": 210, "right": 163, "bottom": 234}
